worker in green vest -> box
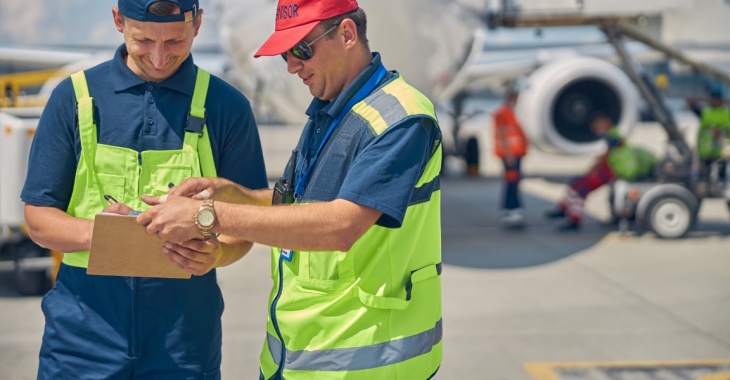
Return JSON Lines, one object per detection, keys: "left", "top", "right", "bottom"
{"left": 546, "top": 114, "right": 655, "bottom": 230}
{"left": 688, "top": 88, "right": 730, "bottom": 184}
{"left": 137, "top": 0, "right": 443, "bottom": 378}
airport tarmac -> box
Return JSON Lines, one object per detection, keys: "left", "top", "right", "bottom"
{"left": 1, "top": 122, "right": 729, "bottom": 379}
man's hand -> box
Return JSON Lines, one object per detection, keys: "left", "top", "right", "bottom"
{"left": 102, "top": 202, "right": 135, "bottom": 215}
{"left": 163, "top": 237, "right": 222, "bottom": 276}
{"left": 137, "top": 195, "right": 201, "bottom": 244}
{"left": 168, "top": 177, "right": 240, "bottom": 202}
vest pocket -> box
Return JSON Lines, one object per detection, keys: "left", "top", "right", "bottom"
{"left": 151, "top": 165, "right": 193, "bottom": 193}
{"left": 293, "top": 250, "right": 352, "bottom": 293}
{"left": 354, "top": 263, "right": 442, "bottom": 310}
{"left": 97, "top": 173, "right": 127, "bottom": 202}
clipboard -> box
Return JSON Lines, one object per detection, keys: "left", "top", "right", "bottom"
{"left": 88, "top": 213, "right": 191, "bottom": 279}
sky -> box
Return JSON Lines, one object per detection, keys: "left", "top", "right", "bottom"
{"left": 0, "top": 0, "right": 220, "bottom": 49}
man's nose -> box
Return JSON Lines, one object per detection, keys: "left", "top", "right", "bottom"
{"left": 150, "top": 44, "right": 169, "bottom": 68}
{"left": 285, "top": 53, "right": 302, "bottom": 74}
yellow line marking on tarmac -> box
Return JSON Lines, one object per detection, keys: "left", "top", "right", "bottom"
{"left": 597, "top": 231, "right": 638, "bottom": 243}
{"left": 525, "top": 359, "right": 730, "bottom": 380}
{"left": 698, "top": 372, "right": 730, "bottom": 380}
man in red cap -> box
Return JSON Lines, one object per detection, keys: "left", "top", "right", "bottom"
{"left": 137, "top": 0, "right": 444, "bottom": 378}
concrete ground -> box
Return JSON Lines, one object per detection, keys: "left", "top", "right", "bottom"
{"left": 1, "top": 122, "right": 729, "bottom": 379}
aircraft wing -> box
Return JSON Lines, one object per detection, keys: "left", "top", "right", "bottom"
{"left": 0, "top": 47, "right": 94, "bottom": 73}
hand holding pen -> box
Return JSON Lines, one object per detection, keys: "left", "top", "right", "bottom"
{"left": 103, "top": 194, "right": 138, "bottom": 216}
{"left": 103, "top": 182, "right": 174, "bottom": 216}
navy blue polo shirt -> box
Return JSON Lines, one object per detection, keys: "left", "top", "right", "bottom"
{"left": 22, "top": 44, "right": 268, "bottom": 210}
{"left": 291, "top": 53, "right": 440, "bottom": 228}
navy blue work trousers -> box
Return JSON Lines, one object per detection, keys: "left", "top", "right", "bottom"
{"left": 501, "top": 158, "right": 522, "bottom": 210}
{"left": 38, "top": 263, "right": 224, "bottom": 380}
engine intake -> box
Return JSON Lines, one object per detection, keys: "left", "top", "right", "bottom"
{"left": 516, "top": 56, "right": 638, "bottom": 155}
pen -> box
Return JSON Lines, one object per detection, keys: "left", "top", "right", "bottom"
{"left": 104, "top": 194, "right": 141, "bottom": 215}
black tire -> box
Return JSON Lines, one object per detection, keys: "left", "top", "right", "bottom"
{"left": 13, "top": 238, "right": 51, "bottom": 296}
{"left": 646, "top": 195, "right": 695, "bottom": 239}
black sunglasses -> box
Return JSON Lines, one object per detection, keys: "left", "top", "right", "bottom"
{"left": 281, "top": 22, "right": 340, "bottom": 62}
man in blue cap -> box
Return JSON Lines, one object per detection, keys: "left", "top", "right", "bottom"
{"left": 21, "top": 1, "right": 268, "bottom": 378}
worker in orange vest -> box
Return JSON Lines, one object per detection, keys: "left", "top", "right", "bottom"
{"left": 493, "top": 90, "right": 529, "bottom": 228}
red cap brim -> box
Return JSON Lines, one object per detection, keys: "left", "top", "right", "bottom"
{"left": 254, "top": 22, "right": 318, "bottom": 58}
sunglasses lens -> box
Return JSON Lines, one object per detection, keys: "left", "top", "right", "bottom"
{"left": 291, "top": 43, "right": 311, "bottom": 60}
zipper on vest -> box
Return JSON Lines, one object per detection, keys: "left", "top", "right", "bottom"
{"left": 269, "top": 257, "right": 287, "bottom": 378}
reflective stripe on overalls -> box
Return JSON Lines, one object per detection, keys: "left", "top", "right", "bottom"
{"left": 261, "top": 75, "right": 443, "bottom": 379}
{"left": 64, "top": 68, "right": 217, "bottom": 267}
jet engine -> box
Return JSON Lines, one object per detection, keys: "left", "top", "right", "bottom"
{"left": 516, "top": 56, "right": 639, "bottom": 155}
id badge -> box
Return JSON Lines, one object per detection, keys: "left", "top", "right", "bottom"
{"left": 280, "top": 249, "right": 294, "bottom": 262}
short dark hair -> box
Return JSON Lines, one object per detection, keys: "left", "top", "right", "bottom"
{"left": 120, "top": 1, "right": 200, "bottom": 22}
{"left": 325, "top": 8, "right": 368, "bottom": 48}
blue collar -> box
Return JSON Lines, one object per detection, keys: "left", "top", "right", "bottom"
{"left": 110, "top": 44, "right": 196, "bottom": 95}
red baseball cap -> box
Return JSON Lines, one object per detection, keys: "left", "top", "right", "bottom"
{"left": 254, "top": 0, "right": 359, "bottom": 58}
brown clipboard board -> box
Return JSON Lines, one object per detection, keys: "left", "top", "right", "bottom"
{"left": 87, "top": 213, "right": 191, "bottom": 279}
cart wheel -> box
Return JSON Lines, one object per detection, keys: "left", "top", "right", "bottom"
{"left": 646, "top": 195, "right": 695, "bottom": 239}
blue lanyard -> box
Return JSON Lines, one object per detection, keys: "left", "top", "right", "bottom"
{"left": 294, "top": 64, "right": 388, "bottom": 197}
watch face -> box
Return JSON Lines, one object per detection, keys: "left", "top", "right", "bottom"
{"left": 197, "top": 209, "right": 215, "bottom": 228}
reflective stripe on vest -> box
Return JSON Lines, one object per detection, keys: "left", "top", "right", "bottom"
{"left": 63, "top": 68, "right": 217, "bottom": 268}
{"left": 266, "top": 319, "right": 442, "bottom": 371}
{"left": 262, "top": 74, "right": 443, "bottom": 378}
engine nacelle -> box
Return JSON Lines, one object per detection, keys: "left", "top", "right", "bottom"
{"left": 516, "top": 56, "right": 639, "bottom": 155}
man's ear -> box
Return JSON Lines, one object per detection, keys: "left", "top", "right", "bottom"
{"left": 340, "top": 18, "right": 358, "bottom": 48}
{"left": 193, "top": 8, "right": 204, "bottom": 37}
{"left": 112, "top": 7, "right": 124, "bottom": 33}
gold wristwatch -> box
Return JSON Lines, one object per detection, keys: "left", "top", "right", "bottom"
{"left": 194, "top": 199, "right": 217, "bottom": 240}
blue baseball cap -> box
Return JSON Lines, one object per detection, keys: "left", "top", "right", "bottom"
{"left": 119, "top": 0, "right": 199, "bottom": 23}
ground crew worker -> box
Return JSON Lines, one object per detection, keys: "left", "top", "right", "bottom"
{"left": 21, "top": 1, "right": 268, "bottom": 378}
{"left": 493, "top": 89, "right": 529, "bottom": 229}
{"left": 137, "top": 0, "right": 444, "bottom": 378}
{"left": 546, "top": 114, "right": 649, "bottom": 230}
{"left": 687, "top": 89, "right": 730, "bottom": 184}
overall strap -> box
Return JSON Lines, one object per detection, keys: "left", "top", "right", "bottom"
{"left": 183, "top": 67, "right": 217, "bottom": 177}
{"left": 70, "top": 71, "right": 104, "bottom": 204}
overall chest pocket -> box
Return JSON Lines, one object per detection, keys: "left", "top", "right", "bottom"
{"left": 96, "top": 173, "right": 127, "bottom": 202}
{"left": 151, "top": 164, "right": 193, "bottom": 194}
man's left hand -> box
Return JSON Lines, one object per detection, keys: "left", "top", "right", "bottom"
{"left": 163, "top": 237, "right": 221, "bottom": 276}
